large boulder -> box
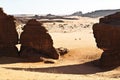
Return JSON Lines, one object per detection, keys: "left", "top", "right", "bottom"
{"left": 0, "top": 8, "right": 18, "bottom": 57}
{"left": 93, "top": 12, "right": 120, "bottom": 69}
{"left": 20, "top": 19, "right": 59, "bottom": 61}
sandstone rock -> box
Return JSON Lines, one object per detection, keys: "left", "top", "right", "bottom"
{"left": 100, "top": 12, "right": 120, "bottom": 24}
{"left": 100, "top": 50, "right": 120, "bottom": 69}
{"left": 93, "top": 23, "right": 120, "bottom": 50}
{"left": 0, "top": 8, "right": 18, "bottom": 57}
{"left": 19, "top": 46, "right": 43, "bottom": 62}
{"left": 93, "top": 12, "right": 120, "bottom": 69}
{"left": 20, "top": 19, "right": 59, "bottom": 60}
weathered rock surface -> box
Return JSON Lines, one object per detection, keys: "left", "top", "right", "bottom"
{"left": 0, "top": 8, "right": 18, "bottom": 57}
{"left": 100, "top": 12, "right": 120, "bottom": 24}
{"left": 93, "top": 12, "right": 120, "bottom": 69}
{"left": 20, "top": 19, "right": 59, "bottom": 61}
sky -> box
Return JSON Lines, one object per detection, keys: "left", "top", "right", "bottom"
{"left": 0, "top": 0, "right": 120, "bottom": 15}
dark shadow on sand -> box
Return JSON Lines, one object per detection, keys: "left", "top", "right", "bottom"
{"left": 3, "top": 60, "right": 112, "bottom": 75}
{"left": 1, "top": 56, "right": 118, "bottom": 74}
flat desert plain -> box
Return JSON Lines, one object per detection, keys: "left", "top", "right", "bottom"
{"left": 0, "top": 17, "right": 120, "bottom": 80}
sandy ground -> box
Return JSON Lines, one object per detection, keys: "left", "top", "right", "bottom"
{"left": 0, "top": 17, "right": 120, "bottom": 80}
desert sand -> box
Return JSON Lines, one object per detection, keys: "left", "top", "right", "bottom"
{"left": 0, "top": 17, "right": 120, "bottom": 80}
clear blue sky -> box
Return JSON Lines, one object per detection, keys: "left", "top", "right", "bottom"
{"left": 0, "top": 0, "right": 120, "bottom": 15}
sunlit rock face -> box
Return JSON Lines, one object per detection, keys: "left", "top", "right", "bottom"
{"left": 0, "top": 8, "right": 18, "bottom": 57}
{"left": 93, "top": 12, "right": 120, "bottom": 69}
{"left": 20, "top": 19, "right": 59, "bottom": 61}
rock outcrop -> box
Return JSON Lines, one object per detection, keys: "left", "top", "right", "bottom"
{"left": 0, "top": 8, "right": 18, "bottom": 57}
{"left": 20, "top": 19, "right": 59, "bottom": 61}
{"left": 93, "top": 12, "right": 120, "bottom": 69}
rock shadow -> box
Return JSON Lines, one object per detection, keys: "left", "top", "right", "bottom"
{"left": 3, "top": 60, "right": 114, "bottom": 75}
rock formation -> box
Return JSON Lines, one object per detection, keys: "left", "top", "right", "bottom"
{"left": 20, "top": 19, "right": 59, "bottom": 61}
{"left": 93, "top": 12, "right": 120, "bottom": 69}
{"left": 0, "top": 8, "right": 18, "bottom": 57}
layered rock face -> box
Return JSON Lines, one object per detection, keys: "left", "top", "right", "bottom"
{"left": 0, "top": 8, "right": 18, "bottom": 57}
{"left": 20, "top": 19, "right": 59, "bottom": 61}
{"left": 93, "top": 12, "right": 120, "bottom": 68}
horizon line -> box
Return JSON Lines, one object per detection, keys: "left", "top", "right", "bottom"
{"left": 7, "top": 8, "right": 120, "bottom": 16}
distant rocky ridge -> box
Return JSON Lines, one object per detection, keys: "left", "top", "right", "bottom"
{"left": 33, "top": 14, "right": 78, "bottom": 20}
{"left": 15, "top": 14, "right": 78, "bottom": 25}
{"left": 70, "top": 11, "right": 82, "bottom": 16}
{"left": 71, "top": 9, "right": 120, "bottom": 18}
{"left": 14, "top": 9, "right": 120, "bottom": 25}
{"left": 82, "top": 9, "right": 120, "bottom": 18}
